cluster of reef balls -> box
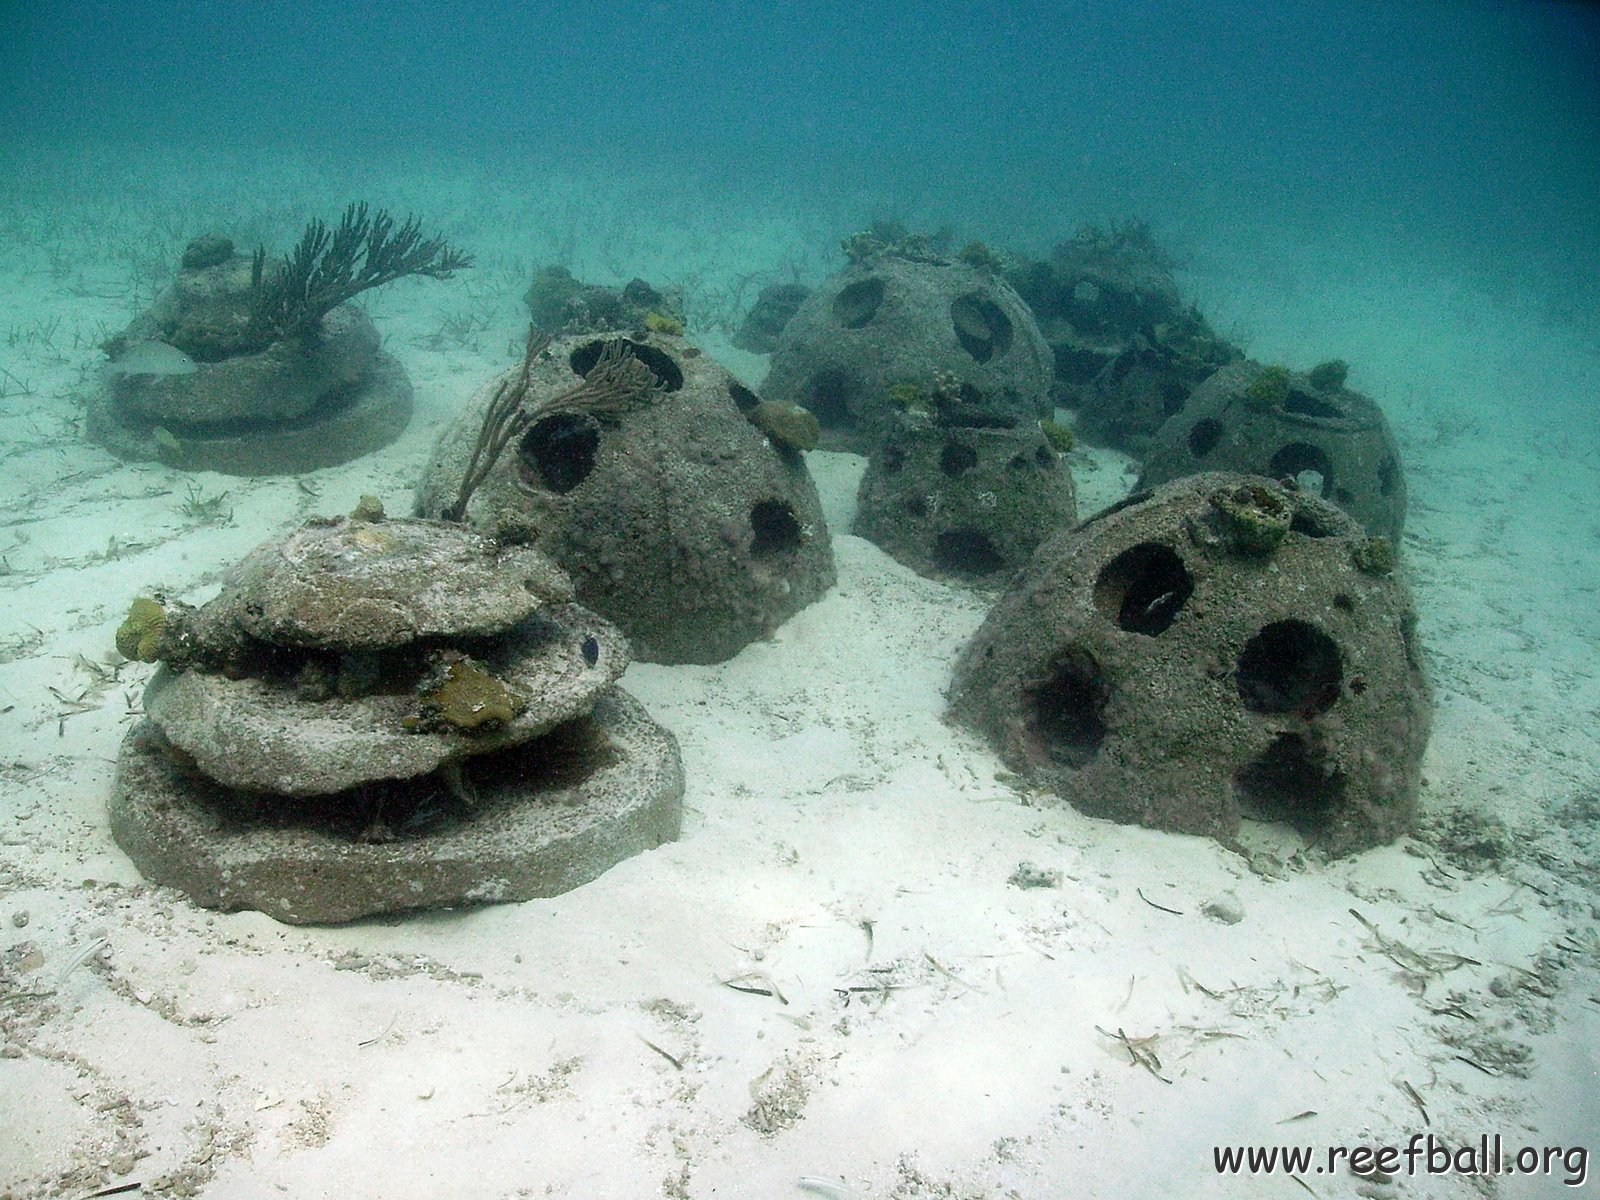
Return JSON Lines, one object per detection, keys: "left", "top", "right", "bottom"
{"left": 98, "top": 209, "right": 1433, "bottom": 926}
{"left": 743, "top": 219, "right": 1427, "bottom": 853}
{"left": 746, "top": 220, "right": 1406, "bottom": 591}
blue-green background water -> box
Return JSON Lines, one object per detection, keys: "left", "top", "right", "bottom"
{"left": 3, "top": 0, "right": 1596, "bottom": 317}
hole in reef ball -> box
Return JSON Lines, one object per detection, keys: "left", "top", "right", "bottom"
{"left": 1282, "top": 388, "right": 1345, "bottom": 420}
{"left": 949, "top": 293, "right": 1014, "bottom": 364}
{"left": 833, "top": 277, "right": 886, "bottom": 329}
{"left": 806, "top": 368, "right": 855, "bottom": 429}
{"left": 749, "top": 498, "right": 803, "bottom": 557}
{"left": 933, "top": 528, "right": 1005, "bottom": 576}
{"left": 1024, "top": 648, "right": 1109, "bottom": 767}
{"left": 1093, "top": 542, "right": 1193, "bottom": 635}
{"left": 1401, "top": 612, "right": 1423, "bottom": 675}
{"left": 728, "top": 381, "right": 760, "bottom": 412}
{"left": 1269, "top": 441, "right": 1335, "bottom": 498}
{"left": 1288, "top": 508, "right": 1340, "bottom": 538}
{"left": 568, "top": 338, "right": 684, "bottom": 390}
{"left": 519, "top": 413, "right": 599, "bottom": 494}
{"left": 1160, "top": 381, "right": 1190, "bottom": 416}
{"left": 1377, "top": 455, "right": 1399, "bottom": 496}
{"left": 1235, "top": 620, "right": 1343, "bottom": 715}
{"left": 1188, "top": 417, "right": 1224, "bottom": 457}
{"left": 581, "top": 634, "right": 600, "bottom": 666}
{"left": 1234, "top": 732, "right": 1347, "bottom": 830}
{"left": 939, "top": 441, "right": 979, "bottom": 477}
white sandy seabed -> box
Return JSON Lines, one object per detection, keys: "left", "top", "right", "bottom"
{"left": 0, "top": 146, "right": 1597, "bottom": 1200}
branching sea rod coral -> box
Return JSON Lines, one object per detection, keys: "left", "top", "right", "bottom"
{"left": 245, "top": 201, "right": 473, "bottom": 350}
{"left": 442, "top": 328, "right": 667, "bottom": 522}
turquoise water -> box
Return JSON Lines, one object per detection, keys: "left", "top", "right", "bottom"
{"left": 4, "top": 1, "right": 1596, "bottom": 310}
{"left": 0, "top": 4, "right": 1597, "bottom": 1197}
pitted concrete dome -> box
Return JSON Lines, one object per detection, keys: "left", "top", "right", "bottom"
{"left": 761, "top": 254, "right": 1054, "bottom": 452}
{"left": 948, "top": 472, "right": 1431, "bottom": 854}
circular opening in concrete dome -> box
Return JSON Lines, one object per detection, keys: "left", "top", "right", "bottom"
{"left": 519, "top": 413, "right": 600, "bottom": 494}
{"left": 569, "top": 338, "right": 684, "bottom": 391}
{"left": 1161, "top": 381, "right": 1190, "bottom": 416}
{"left": 728, "top": 381, "right": 760, "bottom": 412}
{"left": 1235, "top": 739, "right": 1350, "bottom": 832}
{"left": 1234, "top": 732, "right": 1347, "bottom": 830}
{"left": 1093, "top": 543, "right": 1193, "bottom": 635}
{"left": 1401, "top": 612, "right": 1423, "bottom": 675}
{"left": 1057, "top": 344, "right": 1110, "bottom": 385}
{"left": 750, "top": 499, "right": 802, "bottom": 557}
{"left": 806, "top": 368, "right": 855, "bottom": 428}
{"left": 1023, "top": 649, "right": 1108, "bottom": 767}
{"left": 1282, "top": 389, "right": 1346, "bottom": 420}
{"left": 1188, "top": 418, "right": 1224, "bottom": 457}
{"left": 950, "top": 293, "right": 1014, "bottom": 364}
{"left": 1378, "top": 455, "right": 1399, "bottom": 496}
{"left": 1288, "top": 507, "right": 1341, "bottom": 537}
{"left": 940, "top": 441, "right": 978, "bottom": 476}
{"left": 1236, "top": 620, "right": 1343, "bottom": 715}
{"left": 1269, "top": 441, "right": 1335, "bottom": 498}
{"left": 833, "top": 277, "right": 886, "bottom": 329}
{"left": 933, "top": 528, "right": 1004, "bottom": 576}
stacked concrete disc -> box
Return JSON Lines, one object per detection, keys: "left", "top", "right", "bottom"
{"left": 854, "top": 414, "right": 1077, "bottom": 585}
{"left": 86, "top": 235, "right": 413, "bottom": 475}
{"left": 416, "top": 332, "right": 836, "bottom": 665}
{"left": 760, "top": 252, "right": 1054, "bottom": 451}
{"left": 948, "top": 473, "right": 1431, "bottom": 854}
{"left": 108, "top": 507, "right": 684, "bottom": 924}
{"left": 1138, "top": 360, "right": 1407, "bottom": 539}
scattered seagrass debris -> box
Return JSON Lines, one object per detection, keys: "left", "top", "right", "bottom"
{"left": 721, "top": 972, "right": 789, "bottom": 1004}
{"left": 1348, "top": 908, "right": 1481, "bottom": 985}
{"left": 795, "top": 1175, "right": 853, "bottom": 1200}
{"left": 637, "top": 1034, "right": 685, "bottom": 1071}
{"left": 1136, "top": 887, "right": 1182, "bottom": 915}
{"left": 1400, "top": 1079, "right": 1429, "bottom": 1124}
{"left": 1097, "top": 1025, "right": 1172, "bottom": 1084}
